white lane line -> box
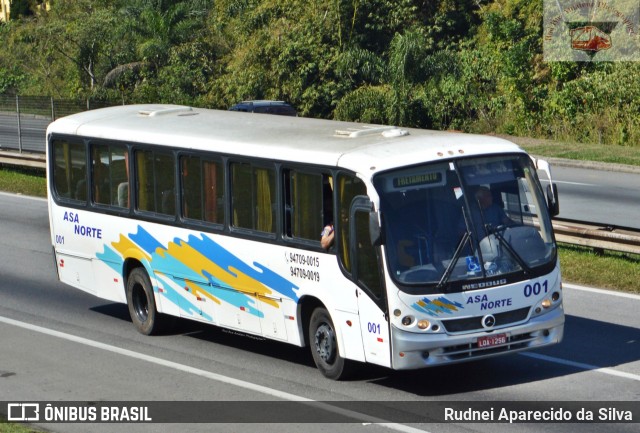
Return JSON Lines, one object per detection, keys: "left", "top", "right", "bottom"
{"left": 539, "top": 179, "right": 596, "bottom": 186}
{"left": 563, "top": 283, "right": 640, "bottom": 300}
{"left": 521, "top": 283, "right": 640, "bottom": 382}
{"left": 0, "top": 191, "right": 47, "bottom": 201}
{"left": 520, "top": 352, "right": 640, "bottom": 382}
{"left": 0, "top": 315, "right": 429, "bottom": 433}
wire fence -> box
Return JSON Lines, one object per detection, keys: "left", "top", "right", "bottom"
{"left": 0, "top": 94, "right": 119, "bottom": 154}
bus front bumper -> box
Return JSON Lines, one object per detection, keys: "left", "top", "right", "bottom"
{"left": 390, "top": 306, "right": 564, "bottom": 370}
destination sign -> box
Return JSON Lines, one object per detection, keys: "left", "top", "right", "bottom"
{"left": 393, "top": 171, "right": 442, "bottom": 188}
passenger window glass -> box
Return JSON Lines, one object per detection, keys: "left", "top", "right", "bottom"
{"left": 181, "top": 156, "right": 225, "bottom": 225}
{"left": 135, "top": 149, "right": 176, "bottom": 215}
{"left": 284, "top": 170, "right": 330, "bottom": 242}
{"left": 354, "top": 210, "right": 383, "bottom": 298}
{"left": 337, "top": 173, "right": 366, "bottom": 272}
{"left": 91, "top": 143, "right": 128, "bottom": 208}
{"left": 231, "top": 162, "right": 276, "bottom": 233}
{"left": 52, "top": 139, "right": 86, "bottom": 203}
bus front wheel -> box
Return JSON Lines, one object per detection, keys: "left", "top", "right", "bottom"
{"left": 309, "top": 307, "right": 351, "bottom": 380}
{"left": 126, "top": 267, "right": 165, "bottom": 335}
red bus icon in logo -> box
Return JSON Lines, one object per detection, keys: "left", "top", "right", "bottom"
{"left": 570, "top": 25, "right": 612, "bottom": 53}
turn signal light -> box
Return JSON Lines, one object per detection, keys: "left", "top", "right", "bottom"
{"left": 417, "top": 320, "right": 430, "bottom": 330}
{"left": 541, "top": 299, "right": 552, "bottom": 309}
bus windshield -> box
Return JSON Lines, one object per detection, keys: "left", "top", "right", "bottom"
{"left": 374, "top": 154, "right": 556, "bottom": 293}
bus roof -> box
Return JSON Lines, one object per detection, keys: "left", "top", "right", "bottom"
{"left": 47, "top": 104, "right": 525, "bottom": 175}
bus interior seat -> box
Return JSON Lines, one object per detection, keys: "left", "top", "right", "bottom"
{"left": 161, "top": 189, "right": 176, "bottom": 215}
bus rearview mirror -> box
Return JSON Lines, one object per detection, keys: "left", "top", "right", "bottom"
{"left": 547, "top": 183, "right": 559, "bottom": 217}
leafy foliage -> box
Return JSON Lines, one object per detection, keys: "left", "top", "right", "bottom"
{"left": 0, "top": 0, "right": 637, "bottom": 147}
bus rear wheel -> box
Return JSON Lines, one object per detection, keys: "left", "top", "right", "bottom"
{"left": 309, "top": 307, "right": 351, "bottom": 380}
{"left": 126, "top": 267, "right": 168, "bottom": 335}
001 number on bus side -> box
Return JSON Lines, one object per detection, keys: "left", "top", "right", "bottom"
{"left": 523, "top": 280, "right": 548, "bottom": 297}
{"left": 367, "top": 322, "right": 381, "bottom": 334}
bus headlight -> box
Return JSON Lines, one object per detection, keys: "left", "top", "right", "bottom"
{"left": 401, "top": 315, "right": 414, "bottom": 326}
{"left": 532, "top": 291, "right": 562, "bottom": 317}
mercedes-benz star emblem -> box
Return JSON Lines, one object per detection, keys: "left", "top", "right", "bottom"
{"left": 482, "top": 314, "right": 496, "bottom": 328}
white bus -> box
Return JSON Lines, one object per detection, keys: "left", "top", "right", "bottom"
{"left": 46, "top": 104, "right": 564, "bottom": 379}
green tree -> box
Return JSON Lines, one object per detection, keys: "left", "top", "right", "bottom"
{"left": 122, "top": 0, "right": 210, "bottom": 69}
{"left": 9, "top": 0, "right": 34, "bottom": 19}
{"left": 205, "top": 0, "right": 347, "bottom": 115}
{"left": 334, "top": 28, "right": 430, "bottom": 126}
{"left": 103, "top": 0, "right": 212, "bottom": 102}
{"left": 19, "top": 0, "right": 122, "bottom": 97}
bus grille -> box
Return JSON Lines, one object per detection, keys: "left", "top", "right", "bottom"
{"left": 441, "top": 307, "right": 530, "bottom": 333}
{"left": 442, "top": 332, "right": 535, "bottom": 360}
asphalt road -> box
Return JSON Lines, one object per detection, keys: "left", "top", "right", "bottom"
{"left": 546, "top": 163, "right": 640, "bottom": 229}
{"left": 0, "top": 193, "right": 638, "bottom": 433}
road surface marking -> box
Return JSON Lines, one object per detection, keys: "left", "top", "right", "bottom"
{"left": 564, "top": 283, "right": 640, "bottom": 300}
{"left": 0, "top": 314, "right": 429, "bottom": 433}
{"left": 520, "top": 352, "right": 640, "bottom": 382}
{"left": 539, "top": 179, "right": 596, "bottom": 186}
{"left": 0, "top": 191, "right": 46, "bottom": 201}
{"left": 518, "top": 283, "right": 640, "bottom": 381}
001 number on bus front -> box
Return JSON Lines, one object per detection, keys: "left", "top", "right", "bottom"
{"left": 523, "top": 280, "right": 548, "bottom": 297}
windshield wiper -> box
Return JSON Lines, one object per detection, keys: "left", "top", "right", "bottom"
{"left": 436, "top": 231, "right": 472, "bottom": 292}
{"left": 474, "top": 189, "right": 531, "bottom": 275}
{"left": 486, "top": 224, "right": 532, "bottom": 274}
{"left": 437, "top": 205, "right": 475, "bottom": 292}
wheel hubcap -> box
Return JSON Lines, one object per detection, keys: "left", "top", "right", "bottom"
{"left": 132, "top": 284, "right": 149, "bottom": 322}
{"left": 314, "top": 323, "right": 336, "bottom": 364}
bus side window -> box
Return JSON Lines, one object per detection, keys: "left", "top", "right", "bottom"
{"left": 337, "top": 173, "right": 366, "bottom": 273}
{"left": 90, "top": 143, "right": 128, "bottom": 208}
{"left": 135, "top": 149, "right": 176, "bottom": 216}
{"left": 231, "top": 162, "right": 276, "bottom": 233}
{"left": 52, "top": 139, "right": 87, "bottom": 203}
{"left": 283, "top": 169, "right": 329, "bottom": 243}
{"left": 181, "top": 156, "right": 224, "bottom": 225}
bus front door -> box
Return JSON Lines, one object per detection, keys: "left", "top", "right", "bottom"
{"left": 350, "top": 197, "right": 391, "bottom": 368}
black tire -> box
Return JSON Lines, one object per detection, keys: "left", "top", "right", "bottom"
{"left": 308, "top": 307, "right": 351, "bottom": 380}
{"left": 126, "top": 267, "right": 170, "bottom": 335}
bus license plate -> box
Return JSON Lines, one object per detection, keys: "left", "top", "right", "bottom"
{"left": 477, "top": 333, "right": 507, "bottom": 348}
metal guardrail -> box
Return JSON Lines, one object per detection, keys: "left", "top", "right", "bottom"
{"left": 553, "top": 218, "right": 640, "bottom": 255}
{"left": 0, "top": 94, "right": 117, "bottom": 154}
{"left": 0, "top": 150, "right": 46, "bottom": 169}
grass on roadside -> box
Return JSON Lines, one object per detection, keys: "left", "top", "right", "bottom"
{"left": 0, "top": 166, "right": 46, "bottom": 198}
{"left": 506, "top": 135, "right": 640, "bottom": 167}
{"left": 0, "top": 418, "right": 42, "bottom": 433}
{"left": 558, "top": 243, "right": 640, "bottom": 294}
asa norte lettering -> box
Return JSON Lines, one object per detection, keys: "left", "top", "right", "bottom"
{"left": 63, "top": 211, "right": 102, "bottom": 239}
{"left": 466, "top": 294, "right": 512, "bottom": 311}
